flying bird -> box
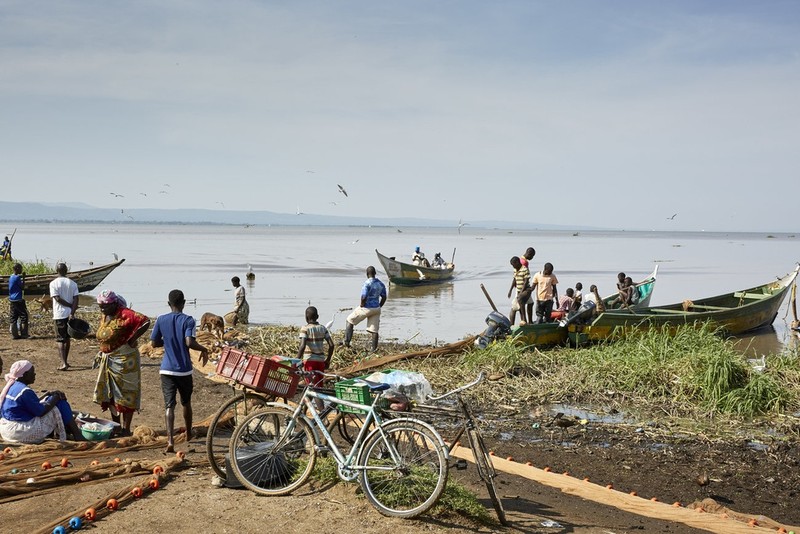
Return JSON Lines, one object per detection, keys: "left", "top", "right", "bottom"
{"left": 163, "top": 183, "right": 171, "bottom": 187}
{"left": 296, "top": 206, "right": 304, "bottom": 215}
{"left": 416, "top": 269, "right": 427, "bottom": 281}
{"left": 139, "top": 192, "right": 147, "bottom": 197}
{"left": 216, "top": 201, "right": 225, "bottom": 208}
{"left": 667, "top": 213, "right": 677, "bottom": 220}
{"left": 457, "top": 219, "right": 469, "bottom": 234}
{"left": 337, "top": 184, "right": 348, "bottom": 197}
{"left": 112, "top": 253, "right": 119, "bottom": 261}
{"left": 350, "top": 238, "right": 359, "bottom": 244}
{"left": 159, "top": 190, "right": 168, "bottom": 194}
{"left": 109, "top": 193, "right": 124, "bottom": 198}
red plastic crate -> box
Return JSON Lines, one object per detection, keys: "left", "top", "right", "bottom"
{"left": 216, "top": 347, "right": 299, "bottom": 397}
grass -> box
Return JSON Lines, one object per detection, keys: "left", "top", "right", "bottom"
{"left": 0, "top": 258, "right": 54, "bottom": 276}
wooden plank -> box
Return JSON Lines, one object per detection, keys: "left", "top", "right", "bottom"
{"left": 448, "top": 444, "right": 799, "bottom": 533}
{"left": 733, "top": 292, "right": 770, "bottom": 300}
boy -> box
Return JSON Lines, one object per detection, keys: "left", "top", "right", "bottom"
{"left": 297, "top": 306, "right": 334, "bottom": 387}
{"left": 507, "top": 256, "right": 531, "bottom": 325}
{"left": 531, "top": 262, "right": 559, "bottom": 324}
{"left": 150, "top": 289, "right": 209, "bottom": 453}
{"left": 8, "top": 263, "right": 29, "bottom": 339}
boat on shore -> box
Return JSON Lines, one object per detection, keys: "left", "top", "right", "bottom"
{"left": 571, "top": 264, "right": 799, "bottom": 343}
{"left": 510, "top": 265, "right": 660, "bottom": 347}
{"left": 376, "top": 249, "right": 454, "bottom": 285}
{"left": 0, "top": 259, "right": 125, "bottom": 296}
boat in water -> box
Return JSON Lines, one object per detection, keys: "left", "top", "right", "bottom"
{"left": 375, "top": 249, "right": 454, "bottom": 285}
{"left": 510, "top": 265, "right": 659, "bottom": 347}
{"left": 572, "top": 264, "right": 799, "bottom": 343}
{"left": 0, "top": 259, "right": 125, "bottom": 296}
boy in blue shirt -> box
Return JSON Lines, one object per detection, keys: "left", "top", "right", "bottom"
{"left": 8, "top": 263, "right": 29, "bottom": 339}
{"left": 150, "top": 289, "right": 208, "bottom": 453}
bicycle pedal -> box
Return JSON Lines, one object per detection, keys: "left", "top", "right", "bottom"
{"left": 453, "top": 459, "right": 468, "bottom": 470}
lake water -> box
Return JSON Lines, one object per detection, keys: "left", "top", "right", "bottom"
{"left": 9, "top": 223, "right": 800, "bottom": 355}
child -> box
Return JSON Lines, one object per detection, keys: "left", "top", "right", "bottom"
{"left": 150, "top": 289, "right": 209, "bottom": 453}
{"left": 297, "top": 306, "right": 334, "bottom": 388}
{"left": 531, "top": 262, "right": 559, "bottom": 324}
{"left": 507, "top": 256, "right": 531, "bottom": 325}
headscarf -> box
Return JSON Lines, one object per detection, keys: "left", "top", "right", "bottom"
{"left": 0, "top": 359, "right": 33, "bottom": 407}
{"left": 97, "top": 290, "right": 128, "bottom": 309}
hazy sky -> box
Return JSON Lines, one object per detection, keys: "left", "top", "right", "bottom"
{"left": 2, "top": 1, "right": 799, "bottom": 232}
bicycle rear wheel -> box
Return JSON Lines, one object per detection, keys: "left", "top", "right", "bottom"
{"left": 206, "top": 392, "right": 272, "bottom": 478}
{"left": 228, "top": 406, "right": 317, "bottom": 496}
{"left": 358, "top": 419, "right": 448, "bottom": 518}
{"left": 466, "top": 427, "right": 508, "bottom": 525}
{"left": 333, "top": 411, "right": 368, "bottom": 444}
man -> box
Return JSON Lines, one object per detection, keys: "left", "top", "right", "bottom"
{"left": 0, "top": 235, "right": 10, "bottom": 260}
{"left": 49, "top": 263, "right": 78, "bottom": 370}
{"left": 343, "top": 266, "right": 387, "bottom": 352}
{"left": 150, "top": 289, "right": 208, "bottom": 453}
{"left": 8, "top": 263, "right": 29, "bottom": 339}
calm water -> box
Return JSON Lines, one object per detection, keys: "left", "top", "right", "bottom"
{"left": 9, "top": 223, "right": 800, "bottom": 355}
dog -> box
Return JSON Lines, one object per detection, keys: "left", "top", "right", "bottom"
{"left": 37, "top": 295, "right": 53, "bottom": 313}
{"left": 200, "top": 312, "right": 225, "bottom": 338}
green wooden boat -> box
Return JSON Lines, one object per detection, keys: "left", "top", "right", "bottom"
{"left": 571, "top": 264, "right": 799, "bottom": 343}
{"left": 511, "top": 265, "right": 659, "bottom": 347}
{"left": 376, "top": 249, "right": 454, "bottom": 285}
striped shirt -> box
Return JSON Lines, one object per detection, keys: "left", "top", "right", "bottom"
{"left": 299, "top": 323, "right": 332, "bottom": 362}
{"left": 514, "top": 265, "right": 530, "bottom": 292}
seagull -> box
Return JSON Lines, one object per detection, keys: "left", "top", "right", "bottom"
{"left": 109, "top": 193, "right": 124, "bottom": 198}
{"left": 216, "top": 201, "right": 225, "bottom": 208}
{"left": 296, "top": 206, "right": 304, "bottom": 215}
{"left": 127, "top": 215, "right": 134, "bottom": 220}
{"left": 163, "top": 183, "right": 171, "bottom": 187}
{"left": 337, "top": 184, "right": 348, "bottom": 197}
{"left": 416, "top": 269, "right": 427, "bottom": 281}
{"left": 350, "top": 239, "right": 359, "bottom": 244}
{"left": 458, "top": 219, "right": 469, "bottom": 234}
{"left": 139, "top": 192, "right": 147, "bottom": 197}
{"left": 159, "top": 190, "right": 168, "bottom": 194}
{"left": 667, "top": 213, "right": 677, "bottom": 220}
{"left": 306, "top": 170, "right": 315, "bottom": 173}
{"left": 396, "top": 229, "right": 403, "bottom": 233}
{"left": 329, "top": 201, "right": 338, "bottom": 206}
{"left": 112, "top": 253, "right": 119, "bottom": 261}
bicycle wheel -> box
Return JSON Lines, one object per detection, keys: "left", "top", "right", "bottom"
{"left": 466, "top": 427, "right": 508, "bottom": 525}
{"left": 206, "top": 392, "right": 272, "bottom": 478}
{"left": 333, "top": 411, "right": 368, "bottom": 445}
{"left": 229, "top": 406, "right": 317, "bottom": 495}
{"left": 358, "top": 419, "right": 448, "bottom": 518}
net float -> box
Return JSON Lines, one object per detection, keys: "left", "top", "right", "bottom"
{"left": 84, "top": 508, "right": 96, "bottom": 521}
{"left": 106, "top": 498, "right": 118, "bottom": 511}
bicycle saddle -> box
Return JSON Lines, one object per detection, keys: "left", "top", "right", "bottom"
{"left": 354, "top": 379, "right": 391, "bottom": 392}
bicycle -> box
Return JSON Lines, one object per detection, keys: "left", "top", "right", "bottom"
{"left": 206, "top": 383, "right": 367, "bottom": 479}
{"left": 407, "top": 373, "right": 508, "bottom": 525}
{"left": 228, "top": 370, "right": 450, "bottom": 518}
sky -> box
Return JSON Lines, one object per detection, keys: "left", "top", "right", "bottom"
{"left": 1, "top": 1, "right": 799, "bottom": 232}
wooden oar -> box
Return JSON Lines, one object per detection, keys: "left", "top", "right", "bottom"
{"left": 791, "top": 281, "right": 798, "bottom": 330}
{"left": 480, "top": 283, "right": 498, "bottom": 312}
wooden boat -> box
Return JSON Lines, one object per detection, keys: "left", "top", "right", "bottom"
{"left": 510, "top": 265, "right": 659, "bottom": 347}
{"left": 375, "top": 249, "right": 454, "bottom": 285}
{"left": 571, "top": 265, "right": 799, "bottom": 344}
{"left": 0, "top": 259, "right": 126, "bottom": 296}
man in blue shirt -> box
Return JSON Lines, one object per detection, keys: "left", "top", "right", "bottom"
{"left": 150, "top": 289, "right": 208, "bottom": 453}
{"left": 8, "top": 263, "right": 29, "bottom": 339}
{"left": 343, "top": 266, "right": 387, "bottom": 351}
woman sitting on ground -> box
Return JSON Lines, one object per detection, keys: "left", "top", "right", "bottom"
{"left": 0, "top": 360, "right": 84, "bottom": 443}
{"left": 93, "top": 290, "right": 150, "bottom": 436}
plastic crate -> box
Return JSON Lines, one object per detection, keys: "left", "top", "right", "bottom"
{"left": 216, "top": 347, "right": 300, "bottom": 398}
{"left": 334, "top": 378, "right": 375, "bottom": 414}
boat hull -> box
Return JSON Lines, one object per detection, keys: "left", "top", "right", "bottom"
{"left": 0, "top": 259, "right": 126, "bottom": 296}
{"left": 375, "top": 250, "right": 454, "bottom": 285}
{"left": 571, "top": 266, "right": 799, "bottom": 343}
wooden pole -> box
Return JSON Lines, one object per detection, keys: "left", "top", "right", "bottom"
{"left": 480, "top": 283, "right": 498, "bottom": 312}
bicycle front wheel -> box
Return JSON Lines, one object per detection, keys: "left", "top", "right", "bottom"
{"left": 358, "top": 419, "right": 448, "bottom": 518}
{"left": 467, "top": 427, "right": 508, "bottom": 526}
{"left": 229, "top": 406, "right": 317, "bottom": 495}
{"left": 206, "top": 392, "right": 272, "bottom": 478}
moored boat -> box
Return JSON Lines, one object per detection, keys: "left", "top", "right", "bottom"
{"left": 0, "top": 259, "right": 126, "bottom": 296}
{"left": 511, "top": 265, "right": 659, "bottom": 347}
{"left": 571, "top": 264, "right": 799, "bottom": 343}
{"left": 376, "top": 249, "right": 454, "bottom": 285}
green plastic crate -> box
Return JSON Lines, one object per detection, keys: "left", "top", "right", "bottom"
{"left": 334, "top": 378, "right": 374, "bottom": 414}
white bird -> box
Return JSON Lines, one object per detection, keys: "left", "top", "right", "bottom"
{"left": 458, "top": 219, "right": 469, "bottom": 234}
{"left": 324, "top": 311, "right": 340, "bottom": 330}
{"left": 350, "top": 239, "right": 359, "bottom": 244}
{"left": 416, "top": 269, "right": 427, "bottom": 281}
{"left": 297, "top": 206, "right": 304, "bottom": 215}
{"left": 109, "top": 192, "right": 124, "bottom": 198}
{"left": 337, "top": 184, "right": 348, "bottom": 197}
{"left": 139, "top": 192, "right": 147, "bottom": 197}
{"left": 159, "top": 190, "right": 168, "bottom": 194}
{"left": 216, "top": 201, "right": 225, "bottom": 208}
{"left": 667, "top": 213, "right": 677, "bottom": 220}
{"left": 112, "top": 253, "right": 119, "bottom": 261}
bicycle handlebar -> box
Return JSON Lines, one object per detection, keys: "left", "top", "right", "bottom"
{"left": 427, "top": 372, "right": 485, "bottom": 401}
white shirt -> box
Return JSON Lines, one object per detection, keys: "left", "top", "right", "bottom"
{"left": 49, "top": 276, "right": 79, "bottom": 320}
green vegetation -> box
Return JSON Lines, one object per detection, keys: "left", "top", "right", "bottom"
{"left": 0, "top": 258, "right": 53, "bottom": 276}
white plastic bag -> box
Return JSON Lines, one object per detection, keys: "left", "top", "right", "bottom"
{"left": 364, "top": 370, "right": 433, "bottom": 402}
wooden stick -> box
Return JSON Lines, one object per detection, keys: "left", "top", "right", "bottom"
{"left": 480, "top": 283, "right": 498, "bottom": 312}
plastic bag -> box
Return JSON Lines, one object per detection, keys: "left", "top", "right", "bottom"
{"left": 364, "top": 370, "right": 433, "bottom": 402}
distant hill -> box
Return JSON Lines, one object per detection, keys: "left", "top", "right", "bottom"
{"left": 0, "top": 201, "right": 580, "bottom": 230}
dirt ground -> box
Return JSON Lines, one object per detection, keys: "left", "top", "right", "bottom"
{"left": 2, "top": 325, "right": 800, "bottom": 534}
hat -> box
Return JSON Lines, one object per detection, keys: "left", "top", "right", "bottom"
{"left": 415, "top": 246, "right": 420, "bottom": 252}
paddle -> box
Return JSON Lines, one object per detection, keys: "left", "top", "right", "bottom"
{"left": 480, "top": 283, "right": 498, "bottom": 312}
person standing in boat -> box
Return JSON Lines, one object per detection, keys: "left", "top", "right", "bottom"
{"left": 0, "top": 235, "right": 11, "bottom": 260}
{"left": 531, "top": 262, "right": 559, "bottom": 324}
{"left": 343, "top": 266, "right": 387, "bottom": 352}
{"left": 230, "top": 276, "right": 249, "bottom": 325}
{"left": 8, "top": 263, "right": 29, "bottom": 339}
{"left": 411, "top": 246, "right": 430, "bottom": 267}
{"left": 49, "top": 263, "right": 79, "bottom": 371}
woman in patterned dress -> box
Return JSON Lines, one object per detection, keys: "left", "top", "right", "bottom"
{"left": 92, "top": 290, "right": 150, "bottom": 436}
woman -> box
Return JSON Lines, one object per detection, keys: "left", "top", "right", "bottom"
{"left": 231, "top": 276, "right": 250, "bottom": 325}
{"left": 0, "top": 360, "right": 83, "bottom": 443}
{"left": 93, "top": 290, "right": 150, "bottom": 436}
